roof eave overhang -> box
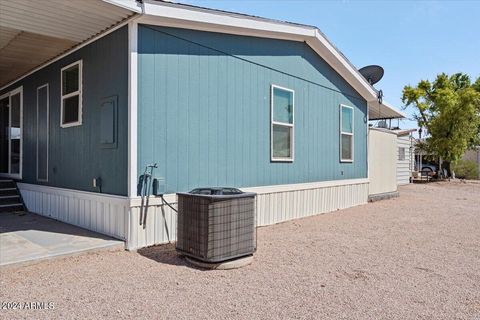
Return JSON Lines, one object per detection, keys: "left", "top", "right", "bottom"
{"left": 368, "top": 100, "right": 406, "bottom": 120}
{"left": 395, "top": 129, "right": 417, "bottom": 136}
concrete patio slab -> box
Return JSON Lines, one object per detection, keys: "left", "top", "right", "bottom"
{"left": 0, "top": 211, "right": 124, "bottom": 267}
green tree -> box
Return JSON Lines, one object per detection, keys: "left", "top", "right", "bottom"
{"left": 402, "top": 73, "right": 480, "bottom": 171}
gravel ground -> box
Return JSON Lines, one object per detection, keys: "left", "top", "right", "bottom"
{"left": 1, "top": 182, "right": 479, "bottom": 320}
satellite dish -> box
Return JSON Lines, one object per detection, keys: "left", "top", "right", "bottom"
{"left": 359, "top": 65, "right": 384, "bottom": 85}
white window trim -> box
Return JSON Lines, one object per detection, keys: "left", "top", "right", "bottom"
{"left": 36, "top": 84, "right": 49, "bottom": 182}
{"left": 271, "top": 84, "right": 294, "bottom": 162}
{"left": 340, "top": 104, "right": 354, "bottom": 163}
{"left": 60, "top": 60, "right": 83, "bottom": 128}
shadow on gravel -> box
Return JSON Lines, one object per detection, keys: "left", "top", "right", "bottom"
{"left": 137, "top": 243, "right": 223, "bottom": 271}
{"left": 137, "top": 243, "right": 188, "bottom": 267}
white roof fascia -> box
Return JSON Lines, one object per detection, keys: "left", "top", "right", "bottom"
{"left": 142, "top": 1, "right": 316, "bottom": 37}
{"left": 138, "top": 6, "right": 315, "bottom": 42}
{"left": 308, "top": 30, "right": 377, "bottom": 100}
{"left": 103, "top": 0, "right": 143, "bottom": 13}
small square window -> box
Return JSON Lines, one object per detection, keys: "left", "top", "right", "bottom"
{"left": 60, "top": 60, "right": 82, "bottom": 127}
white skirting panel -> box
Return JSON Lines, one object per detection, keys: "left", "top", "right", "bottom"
{"left": 246, "top": 179, "right": 369, "bottom": 226}
{"left": 126, "top": 179, "right": 369, "bottom": 250}
{"left": 126, "top": 201, "right": 178, "bottom": 250}
{"left": 18, "top": 183, "right": 129, "bottom": 241}
{"left": 18, "top": 179, "right": 369, "bottom": 251}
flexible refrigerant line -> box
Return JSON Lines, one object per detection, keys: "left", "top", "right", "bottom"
{"left": 160, "top": 195, "right": 178, "bottom": 213}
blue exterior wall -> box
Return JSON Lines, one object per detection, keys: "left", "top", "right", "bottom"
{"left": 137, "top": 25, "right": 368, "bottom": 193}
{"left": 0, "top": 27, "right": 129, "bottom": 196}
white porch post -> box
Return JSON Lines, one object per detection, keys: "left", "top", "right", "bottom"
{"left": 128, "top": 21, "right": 138, "bottom": 199}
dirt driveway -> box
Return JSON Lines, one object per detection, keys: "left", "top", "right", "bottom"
{"left": 1, "top": 182, "right": 479, "bottom": 320}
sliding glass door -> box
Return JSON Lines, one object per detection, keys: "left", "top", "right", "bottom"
{"left": 0, "top": 87, "right": 22, "bottom": 179}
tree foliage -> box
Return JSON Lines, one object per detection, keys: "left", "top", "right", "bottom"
{"left": 402, "top": 73, "right": 480, "bottom": 164}
{"left": 452, "top": 160, "right": 479, "bottom": 180}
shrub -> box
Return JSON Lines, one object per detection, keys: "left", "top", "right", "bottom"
{"left": 452, "top": 160, "right": 479, "bottom": 179}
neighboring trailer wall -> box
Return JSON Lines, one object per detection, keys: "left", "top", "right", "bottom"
{"left": 397, "top": 135, "right": 411, "bottom": 185}
{"left": 368, "top": 129, "right": 397, "bottom": 195}
{"left": 137, "top": 25, "right": 368, "bottom": 193}
{"left": 0, "top": 27, "right": 129, "bottom": 196}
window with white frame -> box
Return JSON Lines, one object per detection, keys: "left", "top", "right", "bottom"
{"left": 60, "top": 60, "right": 82, "bottom": 127}
{"left": 271, "top": 85, "right": 294, "bottom": 161}
{"left": 398, "top": 147, "right": 406, "bottom": 161}
{"left": 340, "top": 104, "right": 354, "bottom": 162}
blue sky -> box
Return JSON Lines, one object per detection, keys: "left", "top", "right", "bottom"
{"left": 177, "top": 0, "right": 480, "bottom": 131}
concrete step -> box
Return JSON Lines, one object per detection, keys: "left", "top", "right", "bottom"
{"left": 0, "top": 180, "right": 25, "bottom": 212}
{"left": 0, "top": 188, "right": 18, "bottom": 196}
{"left": 0, "top": 195, "right": 20, "bottom": 205}
{"left": 0, "top": 180, "right": 15, "bottom": 189}
{"left": 0, "top": 203, "right": 24, "bottom": 212}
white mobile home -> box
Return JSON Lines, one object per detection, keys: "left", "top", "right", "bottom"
{"left": 0, "top": 0, "right": 404, "bottom": 250}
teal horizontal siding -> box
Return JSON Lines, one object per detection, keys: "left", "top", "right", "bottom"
{"left": 0, "top": 27, "right": 129, "bottom": 195}
{"left": 138, "top": 25, "right": 367, "bottom": 193}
